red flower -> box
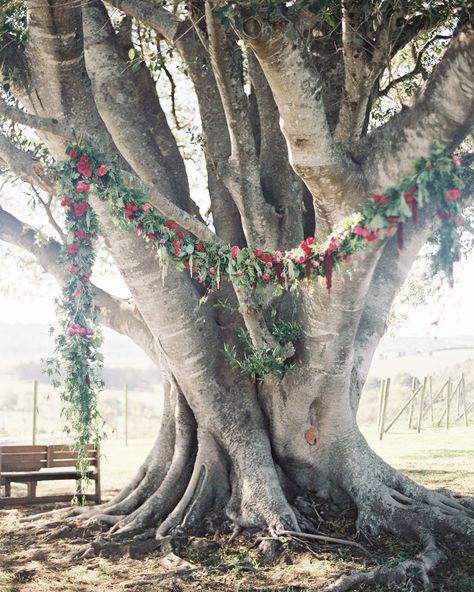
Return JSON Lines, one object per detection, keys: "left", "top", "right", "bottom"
{"left": 327, "top": 236, "right": 338, "bottom": 252}
{"left": 209, "top": 267, "right": 215, "bottom": 275}
{"left": 366, "top": 230, "right": 379, "bottom": 242}
{"left": 96, "top": 163, "right": 108, "bottom": 176}
{"left": 387, "top": 216, "right": 398, "bottom": 224}
{"left": 176, "top": 230, "right": 185, "bottom": 239}
{"left": 69, "top": 149, "right": 78, "bottom": 160}
{"left": 343, "top": 256, "right": 352, "bottom": 264}
{"left": 67, "top": 243, "right": 80, "bottom": 256}
{"left": 68, "top": 324, "right": 87, "bottom": 337}
{"left": 305, "top": 237, "right": 314, "bottom": 245}
{"left": 260, "top": 253, "right": 272, "bottom": 263}
{"left": 72, "top": 287, "right": 81, "bottom": 299}
{"left": 73, "top": 201, "right": 89, "bottom": 217}
{"left": 75, "top": 229, "right": 90, "bottom": 241}
{"left": 173, "top": 239, "right": 181, "bottom": 256}
{"left": 147, "top": 233, "right": 157, "bottom": 241}
{"left": 142, "top": 203, "right": 152, "bottom": 212}
{"left": 297, "top": 255, "right": 305, "bottom": 263}
{"left": 299, "top": 240, "right": 312, "bottom": 256}
{"left": 404, "top": 193, "right": 414, "bottom": 205}
{"left": 255, "top": 249, "right": 263, "bottom": 258}
{"left": 61, "top": 196, "right": 72, "bottom": 207}
{"left": 77, "top": 155, "right": 92, "bottom": 178}
{"left": 76, "top": 180, "right": 91, "bottom": 193}
{"left": 446, "top": 189, "right": 461, "bottom": 202}
{"left": 374, "top": 194, "right": 389, "bottom": 205}
{"left": 124, "top": 203, "right": 139, "bottom": 218}
{"left": 195, "top": 242, "right": 206, "bottom": 252}
{"left": 262, "top": 273, "right": 271, "bottom": 281}
{"left": 164, "top": 220, "right": 177, "bottom": 230}
{"left": 265, "top": 261, "right": 273, "bottom": 268}
{"left": 236, "top": 270, "right": 244, "bottom": 277}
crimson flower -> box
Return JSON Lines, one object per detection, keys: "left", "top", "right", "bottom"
{"left": 173, "top": 239, "right": 181, "bottom": 256}
{"left": 374, "top": 194, "right": 389, "bottom": 205}
{"left": 67, "top": 243, "right": 80, "bottom": 256}
{"left": 61, "top": 196, "right": 72, "bottom": 207}
{"left": 75, "top": 229, "right": 90, "bottom": 241}
{"left": 231, "top": 245, "right": 240, "bottom": 258}
{"left": 147, "top": 233, "right": 157, "bottom": 241}
{"left": 195, "top": 242, "right": 206, "bottom": 252}
{"left": 165, "top": 220, "right": 177, "bottom": 229}
{"left": 73, "top": 202, "right": 89, "bottom": 217}
{"left": 387, "top": 216, "right": 398, "bottom": 223}
{"left": 262, "top": 273, "right": 271, "bottom": 281}
{"left": 69, "top": 149, "right": 78, "bottom": 160}
{"left": 76, "top": 180, "right": 91, "bottom": 193}
{"left": 77, "top": 155, "right": 92, "bottom": 178}
{"left": 404, "top": 193, "right": 414, "bottom": 205}
{"left": 124, "top": 203, "right": 138, "bottom": 218}
{"left": 176, "top": 230, "right": 185, "bottom": 239}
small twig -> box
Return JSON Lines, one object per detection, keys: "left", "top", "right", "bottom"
{"left": 276, "top": 529, "right": 369, "bottom": 554}
{"left": 31, "top": 185, "right": 67, "bottom": 243}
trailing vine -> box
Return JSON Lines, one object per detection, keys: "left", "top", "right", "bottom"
{"left": 52, "top": 142, "right": 468, "bottom": 474}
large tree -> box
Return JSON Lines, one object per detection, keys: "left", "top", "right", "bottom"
{"left": 1, "top": 0, "right": 473, "bottom": 587}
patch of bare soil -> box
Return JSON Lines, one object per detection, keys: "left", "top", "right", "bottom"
{"left": 0, "top": 492, "right": 473, "bottom": 592}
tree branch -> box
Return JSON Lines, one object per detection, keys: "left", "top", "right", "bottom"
{"left": 238, "top": 15, "right": 362, "bottom": 219}
{"left": 0, "top": 206, "right": 161, "bottom": 364}
{"left": 0, "top": 132, "right": 55, "bottom": 194}
{"left": 359, "top": 20, "right": 474, "bottom": 191}
{"left": 80, "top": 0, "right": 219, "bottom": 244}
{"left": 205, "top": 1, "right": 275, "bottom": 247}
{"left": 0, "top": 99, "right": 83, "bottom": 142}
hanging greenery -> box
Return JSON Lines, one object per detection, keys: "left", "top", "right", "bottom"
{"left": 51, "top": 142, "right": 467, "bottom": 475}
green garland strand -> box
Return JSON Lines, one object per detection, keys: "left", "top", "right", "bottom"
{"left": 52, "top": 143, "right": 466, "bottom": 474}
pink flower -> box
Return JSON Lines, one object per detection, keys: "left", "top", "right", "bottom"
{"left": 72, "top": 287, "right": 81, "bottom": 298}
{"left": 68, "top": 323, "right": 87, "bottom": 337}
{"left": 343, "top": 256, "right": 352, "bottom": 264}
{"left": 327, "top": 236, "right": 338, "bottom": 252}
{"left": 273, "top": 250, "right": 282, "bottom": 262}
{"left": 262, "top": 273, "right": 271, "bottom": 281}
{"left": 82, "top": 272, "right": 92, "bottom": 283}
{"left": 173, "top": 239, "right": 181, "bottom": 256}
{"left": 142, "top": 203, "right": 152, "bottom": 212}
{"left": 446, "top": 189, "right": 461, "bottom": 202}
{"left": 312, "top": 261, "right": 319, "bottom": 269}
{"left": 353, "top": 225, "right": 365, "bottom": 236}
{"left": 96, "top": 163, "right": 108, "bottom": 176}
{"left": 230, "top": 245, "right": 240, "bottom": 258}
{"left": 265, "top": 261, "right": 272, "bottom": 268}
{"left": 67, "top": 243, "right": 80, "bottom": 256}
{"left": 236, "top": 270, "right": 244, "bottom": 277}
{"left": 73, "top": 201, "right": 89, "bottom": 217}
{"left": 452, "top": 154, "right": 462, "bottom": 167}
{"left": 454, "top": 215, "right": 464, "bottom": 226}
{"left": 75, "top": 180, "right": 91, "bottom": 193}
{"left": 209, "top": 267, "right": 215, "bottom": 275}
{"left": 297, "top": 255, "right": 305, "bottom": 263}
{"left": 64, "top": 264, "right": 78, "bottom": 274}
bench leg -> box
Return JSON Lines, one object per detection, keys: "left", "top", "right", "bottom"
{"left": 27, "top": 481, "right": 37, "bottom": 498}
{"left": 5, "top": 480, "right": 11, "bottom": 497}
{"left": 94, "top": 476, "right": 101, "bottom": 504}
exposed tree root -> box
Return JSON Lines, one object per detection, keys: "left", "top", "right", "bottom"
{"left": 320, "top": 537, "right": 445, "bottom": 592}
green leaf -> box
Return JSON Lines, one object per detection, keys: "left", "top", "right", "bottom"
{"left": 128, "top": 48, "right": 135, "bottom": 60}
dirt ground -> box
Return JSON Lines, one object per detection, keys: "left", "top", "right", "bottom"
{"left": 1, "top": 426, "right": 473, "bottom": 592}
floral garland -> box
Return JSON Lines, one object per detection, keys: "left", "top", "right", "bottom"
{"left": 52, "top": 143, "right": 466, "bottom": 473}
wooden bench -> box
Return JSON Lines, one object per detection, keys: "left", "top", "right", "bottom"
{"left": 0, "top": 444, "right": 101, "bottom": 507}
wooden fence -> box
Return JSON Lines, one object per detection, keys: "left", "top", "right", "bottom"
{"left": 378, "top": 373, "right": 471, "bottom": 440}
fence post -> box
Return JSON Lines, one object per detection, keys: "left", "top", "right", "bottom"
{"left": 428, "top": 376, "right": 434, "bottom": 424}
{"left": 124, "top": 384, "right": 129, "bottom": 446}
{"left": 408, "top": 377, "right": 418, "bottom": 429}
{"left": 446, "top": 378, "right": 452, "bottom": 429}
{"left": 417, "top": 377, "right": 427, "bottom": 433}
{"left": 32, "top": 380, "right": 38, "bottom": 445}
{"left": 379, "top": 378, "right": 390, "bottom": 441}
{"left": 377, "top": 379, "right": 386, "bottom": 434}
